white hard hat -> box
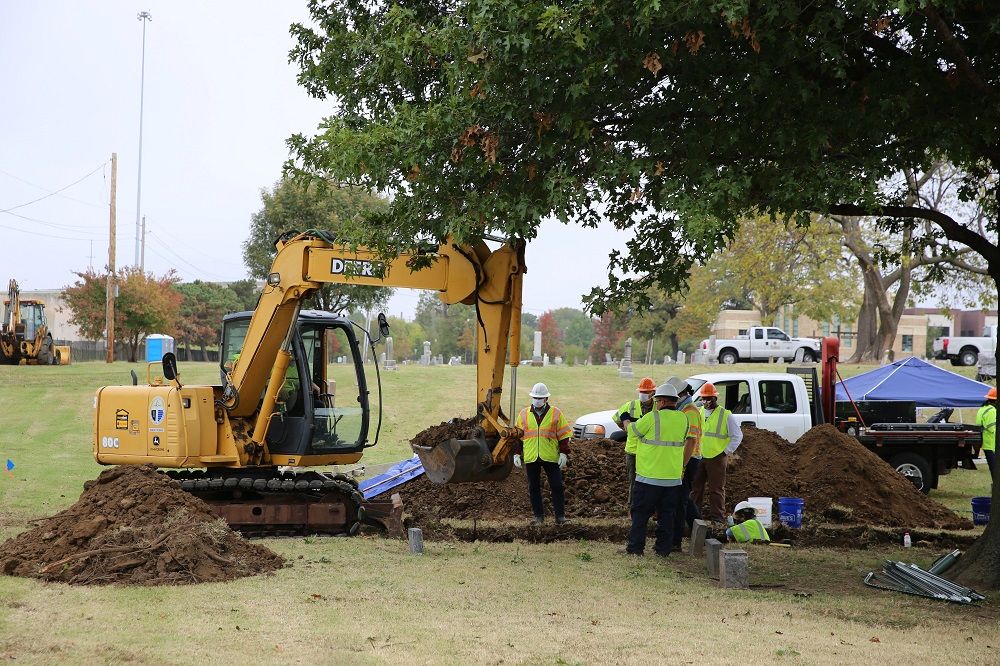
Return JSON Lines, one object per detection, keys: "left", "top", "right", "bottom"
{"left": 734, "top": 501, "right": 756, "bottom": 514}
{"left": 665, "top": 376, "right": 690, "bottom": 394}
{"left": 528, "top": 382, "right": 551, "bottom": 398}
{"left": 654, "top": 383, "right": 679, "bottom": 399}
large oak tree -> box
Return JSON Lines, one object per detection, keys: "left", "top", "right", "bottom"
{"left": 289, "top": 2, "right": 1000, "bottom": 587}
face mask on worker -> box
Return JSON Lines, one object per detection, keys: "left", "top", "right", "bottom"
{"left": 532, "top": 398, "right": 547, "bottom": 409}
{"left": 639, "top": 392, "right": 653, "bottom": 403}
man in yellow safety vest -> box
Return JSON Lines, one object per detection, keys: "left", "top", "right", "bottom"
{"left": 977, "top": 387, "right": 997, "bottom": 479}
{"left": 726, "top": 501, "right": 771, "bottom": 543}
{"left": 666, "top": 376, "right": 703, "bottom": 551}
{"left": 514, "top": 382, "right": 573, "bottom": 525}
{"left": 615, "top": 377, "right": 657, "bottom": 505}
{"left": 622, "top": 382, "right": 695, "bottom": 557}
{"left": 691, "top": 382, "right": 743, "bottom": 522}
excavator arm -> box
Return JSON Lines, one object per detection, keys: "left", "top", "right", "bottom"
{"left": 226, "top": 230, "right": 525, "bottom": 483}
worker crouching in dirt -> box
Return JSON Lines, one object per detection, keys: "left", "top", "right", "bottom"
{"left": 513, "top": 383, "right": 572, "bottom": 525}
{"left": 622, "top": 383, "right": 695, "bottom": 557}
{"left": 726, "top": 501, "right": 771, "bottom": 544}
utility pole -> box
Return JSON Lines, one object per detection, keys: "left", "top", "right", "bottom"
{"left": 106, "top": 153, "right": 118, "bottom": 363}
{"left": 134, "top": 10, "right": 152, "bottom": 267}
{"left": 140, "top": 215, "right": 146, "bottom": 270}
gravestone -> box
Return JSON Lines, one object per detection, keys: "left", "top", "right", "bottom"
{"left": 532, "top": 331, "right": 543, "bottom": 367}
{"left": 420, "top": 341, "right": 432, "bottom": 366}
{"left": 408, "top": 528, "right": 424, "bottom": 554}
{"left": 689, "top": 519, "right": 709, "bottom": 557}
{"left": 705, "top": 538, "right": 723, "bottom": 578}
{"left": 676, "top": 350, "right": 686, "bottom": 365}
{"left": 619, "top": 337, "right": 634, "bottom": 378}
{"left": 543, "top": 353, "right": 549, "bottom": 367}
{"left": 663, "top": 355, "right": 674, "bottom": 365}
{"left": 384, "top": 336, "right": 397, "bottom": 371}
{"left": 719, "top": 549, "right": 749, "bottom": 589}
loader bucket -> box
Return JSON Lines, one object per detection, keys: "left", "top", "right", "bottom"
{"left": 412, "top": 437, "right": 513, "bottom": 484}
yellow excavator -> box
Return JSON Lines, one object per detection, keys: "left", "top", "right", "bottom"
{"left": 93, "top": 230, "right": 525, "bottom": 534}
{"left": 1, "top": 279, "right": 68, "bottom": 365}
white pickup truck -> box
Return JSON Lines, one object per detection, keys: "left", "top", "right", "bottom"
{"left": 572, "top": 370, "right": 979, "bottom": 493}
{"left": 700, "top": 326, "right": 821, "bottom": 364}
{"left": 932, "top": 325, "right": 998, "bottom": 366}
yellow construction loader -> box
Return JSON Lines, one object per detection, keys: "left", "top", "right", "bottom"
{"left": 1, "top": 279, "right": 69, "bottom": 365}
{"left": 93, "top": 230, "right": 525, "bottom": 534}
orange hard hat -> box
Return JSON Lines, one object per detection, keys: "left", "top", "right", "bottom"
{"left": 637, "top": 377, "right": 656, "bottom": 392}
{"left": 986, "top": 387, "right": 998, "bottom": 400}
{"left": 699, "top": 382, "right": 719, "bottom": 398}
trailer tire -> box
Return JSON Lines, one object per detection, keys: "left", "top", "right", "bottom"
{"left": 719, "top": 349, "right": 739, "bottom": 365}
{"left": 889, "top": 452, "right": 931, "bottom": 494}
{"left": 959, "top": 347, "right": 979, "bottom": 367}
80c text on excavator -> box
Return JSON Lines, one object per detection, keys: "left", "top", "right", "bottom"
{"left": 93, "top": 230, "right": 526, "bottom": 535}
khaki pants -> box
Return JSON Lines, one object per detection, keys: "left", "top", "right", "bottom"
{"left": 691, "top": 453, "right": 728, "bottom": 521}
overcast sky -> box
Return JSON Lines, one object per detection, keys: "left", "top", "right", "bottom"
{"left": 0, "top": 1, "right": 624, "bottom": 319}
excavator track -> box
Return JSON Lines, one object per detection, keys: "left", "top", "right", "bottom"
{"left": 165, "top": 469, "right": 365, "bottom": 538}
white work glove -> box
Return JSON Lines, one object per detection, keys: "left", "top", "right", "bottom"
{"left": 513, "top": 454, "right": 522, "bottom": 469}
{"left": 558, "top": 453, "right": 568, "bottom": 470}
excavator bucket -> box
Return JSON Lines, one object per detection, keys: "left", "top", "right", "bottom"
{"left": 412, "top": 437, "right": 513, "bottom": 484}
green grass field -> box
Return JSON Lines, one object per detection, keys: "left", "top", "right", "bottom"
{"left": 0, "top": 360, "right": 996, "bottom": 664}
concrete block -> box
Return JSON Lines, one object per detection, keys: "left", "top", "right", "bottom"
{"left": 408, "top": 528, "right": 424, "bottom": 554}
{"left": 705, "top": 538, "right": 722, "bottom": 578}
{"left": 719, "top": 549, "right": 749, "bottom": 589}
{"left": 689, "top": 519, "right": 709, "bottom": 557}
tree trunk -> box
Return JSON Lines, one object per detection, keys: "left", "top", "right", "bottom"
{"left": 848, "top": 277, "right": 880, "bottom": 362}
{"left": 669, "top": 333, "right": 679, "bottom": 357}
{"left": 950, "top": 272, "right": 1000, "bottom": 590}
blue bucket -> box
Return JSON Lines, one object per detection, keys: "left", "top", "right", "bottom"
{"left": 971, "top": 497, "right": 991, "bottom": 526}
{"left": 778, "top": 497, "right": 805, "bottom": 528}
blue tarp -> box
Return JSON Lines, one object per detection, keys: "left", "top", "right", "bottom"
{"left": 359, "top": 456, "right": 425, "bottom": 500}
{"left": 835, "top": 356, "right": 993, "bottom": 408}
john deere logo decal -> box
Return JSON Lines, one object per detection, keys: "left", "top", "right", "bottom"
{"left": 115, "top": 409, "right": 129, "bottom": 430}
{"left": 150, "top": 396, "right": 165, "bottom": 424}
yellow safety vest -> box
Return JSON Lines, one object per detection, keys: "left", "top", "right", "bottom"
{"left": 619, "top": 399, "right": 652, "bottom": 454}
{"left": 731, "top": 519, "right": 770, "bottom": 543}
{"left": 629, "top": 409, "right": 689, "bottom": 486}
{"left": 517, "top": 406, "right": 571, "bottom": 463}
{"left": 977, "top": 404, "right": 996, "bottom": 453}
{"left": 682, "top": 402, "right": 703, "bottom": 458}
{"left": 700, "top": 406, "right": 731, "bottom": 459}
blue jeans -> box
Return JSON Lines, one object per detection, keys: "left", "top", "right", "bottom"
{"left": 986, "top": 449, "right": 995, "bottom": 479}
{"left": 628, "top": 482, "right": 683, "bottom": 556}
{"left": 526, "top": 459, "right": 565, "bottom": 520}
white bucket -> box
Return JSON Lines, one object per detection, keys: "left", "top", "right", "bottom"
{"left": 747, "top": 497, "right": 773, "bottom": 527}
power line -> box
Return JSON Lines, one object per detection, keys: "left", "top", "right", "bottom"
{"left": 0, "top": 166, "right": 109, "bottom": 210}
{"left": 0, "top": 161, "right": 107, "bottom": 214}
{"left": 142, "top": 238, "right": 236, "bottom": 281}
{"left": 146, "top": 229, "right": 246, "bottom": 271}
{"left": 0, "top": 208, "right": 105, "bottom": 236}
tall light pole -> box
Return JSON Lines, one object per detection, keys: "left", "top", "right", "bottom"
{"left": 134, "top": 10, "right": 152, "bottom": 268}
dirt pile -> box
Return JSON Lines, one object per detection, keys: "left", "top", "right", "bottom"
{"left": 402, "top": 438, "right": 628, "bottom": 521}
{"left": 793, "top": 424, "right": 970, "bottom": 529}
{"left": 0, "top": 465, "right": 284, "bottom": 586}
{"left": 725, "top": 425, "right": 971, "bottom": 530}
{"left": 410, "top": 417, "right": 483, "bottom": 448}
{"left": 400, "top": 424, "right": 971, "bottom": 531}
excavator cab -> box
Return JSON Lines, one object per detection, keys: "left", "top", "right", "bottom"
{"left": 221, "top": 310, "right": 371, "bottom": 457}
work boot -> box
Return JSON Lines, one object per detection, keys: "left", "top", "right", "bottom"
{"left": 555, "top": 516, "right": 569, "bottom": 525}
{"left": 532, "top": 516, "right": 544, "bottom": 526}
{"left": 617, "top": 548, "right": 642, "bottom": 556}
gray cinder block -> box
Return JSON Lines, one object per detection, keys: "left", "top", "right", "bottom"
{"left": 719, "top": 549, "right": 749, "bottom": 589}
{"left": 408, "top": 528, "right": 424, "bottom": 554}
{"left": 705, "top": 538, "right": 722, "bottom": 578}
{"left": 689, "top": 519, "right": 709, "bottom": 557}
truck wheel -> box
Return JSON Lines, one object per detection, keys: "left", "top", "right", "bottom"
{"left": 800, "top": 348, "right": 816, "bottom": 362}
{"left": 719, "top": 349, "right": 739, "bottom": 365}
{"left": 959, "top": 348, "right": 978, "bottom": 366}
{"left": 889, "top": 452, "right": 931, "bottom": 494}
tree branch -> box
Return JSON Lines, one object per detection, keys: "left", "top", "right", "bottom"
{"left": 923, "top": 7, "right": 996, "bottom": 98}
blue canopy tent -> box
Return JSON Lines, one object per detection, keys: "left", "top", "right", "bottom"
{"left": 835, "top": 356, "right": 993, "bottom": 408}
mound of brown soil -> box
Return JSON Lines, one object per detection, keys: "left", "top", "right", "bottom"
{"left": 794, "top": 424, "right": 970, "bottom": 530}
{"left": 725, "top": 426, "right": 798, "bottom": 504}
{"left": 410, "top": 417, "right": 483, "bottom": 448}
{"left": 400, "top": 423, "right": 971, "bottom": 532}
{"left": 402, "top": 438, "right": 628, "bottom": 521}
{"left": 0, "top": 465, "right": 284, "bottom": 586}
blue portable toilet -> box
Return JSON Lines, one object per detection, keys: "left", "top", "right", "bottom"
{"left": 146, "top": 334, "right": 175, "bottom": 362}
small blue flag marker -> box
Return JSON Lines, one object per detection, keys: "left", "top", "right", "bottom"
{"left": 5, "top": 459, "right": 14, "bottom": 478}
